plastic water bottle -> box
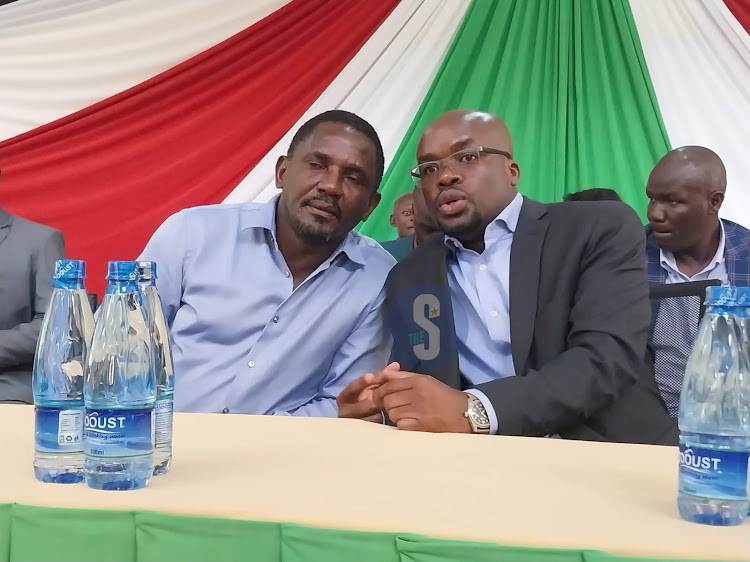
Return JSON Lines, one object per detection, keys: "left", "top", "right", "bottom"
{"left": 84, "top": 261, "right": 155, "bottom": 490}
{"left": 137, "top": 261, "right": 174, "bottom": 475}
{"left": 32, "top": 260, "right": 94, "bottom": 483}
{"left": 677, "top": 286, "right": 750, "bottom": 525}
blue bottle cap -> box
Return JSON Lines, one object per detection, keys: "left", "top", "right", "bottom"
{"left": 137, "top": 261, "right": 157, "bottom": 281}
{"left": 106, "top": 261, "right": 139, "bottom": 282}
{"left": 705, "top": 286, "right": 750, "bottom": 307}
{"left": 53, "top": 259, "right": 85, "bottom": 280}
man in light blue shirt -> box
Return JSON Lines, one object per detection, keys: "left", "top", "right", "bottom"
{"left": 442, "top": 191, "right": 522, "bottom": 402}
{"left": 139, "top": 110, "right": 395, "bottom": 416}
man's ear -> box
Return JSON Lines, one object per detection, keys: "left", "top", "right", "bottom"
{"left": 363, "top": 191, "right": 382, "bottom": 222}
{"left": 389, "top": 213, "right": 396, "bottom": 227}
{"left": 709, "top": 190, "right": 724, "bottom": 215}
{"left": 508, "top": 160, "right": 521, "bottom": 187}
{"left": 275, "top": 155, "right": 288, "bottom": 189}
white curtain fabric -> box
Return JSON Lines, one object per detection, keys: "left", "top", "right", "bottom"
{"left": 630, "top": 0, "right": 750, "bottom": 228}
{"left": 223, "top": 0, "right": 472, "bottom": 204}
{"left": 0, "top": 0, "right": 112, "bottom": 30}
{"left": 0, "top": 0, "right": 289, "bottom": 142}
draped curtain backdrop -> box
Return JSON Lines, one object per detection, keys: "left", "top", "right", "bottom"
{"left": 0, "top": 0, "right": 290, "bottom": 141}
{"left": 1, "top": 0, "right": 750, "bottom": 280}
{"left": 359, "top": 0, "right": 671, "bottom": 240}
{"left": 225, "top": 0, "right": 473, "bottom": 205}
{"left": 629, "top": 0, "right": 750, "bottom": 230}
{"left": 0, "top": 0, "right": 398, "bottom": 295}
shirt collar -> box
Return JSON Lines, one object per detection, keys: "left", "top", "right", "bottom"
{"left": 659, "top": 220, "right": 726, "bottom": 278}
{"left": 444, "top": 192, "right": 523, "bottom": 252}
{"left": 239, "top": 194, "right": 367, "bottom": 267}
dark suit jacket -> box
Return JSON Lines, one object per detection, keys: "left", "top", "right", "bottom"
{"left": 0, "top": 206, "right": 65, "bottom": 403}
{"left": 383, "top": 197, "right": 676, "bottom": 445}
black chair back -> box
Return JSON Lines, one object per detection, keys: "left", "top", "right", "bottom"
{"left": 648, "top": 279, "right": 722, "bottom": 417}
{"left": 649, "top": 279, "right": 722, "bottom": 324}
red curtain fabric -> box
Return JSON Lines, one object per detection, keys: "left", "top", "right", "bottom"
{"left": 0, "top": 0, "right": 398, "bottom": 296}
{"left": 725, "top": 0, "right": 750, "bottom": 34}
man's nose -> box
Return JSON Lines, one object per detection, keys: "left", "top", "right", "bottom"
{"left": 647, "top": 202, "right": 665, "bottom": 223}
{"left": 437, "top": 164, "right": 460, "bottom": 187}
{"left": 316, "top": 168, "right": 343, "bottom": 195}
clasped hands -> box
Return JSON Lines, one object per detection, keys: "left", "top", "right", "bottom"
{"left": 337, "top": 362, "right": 471, "bottom": 433}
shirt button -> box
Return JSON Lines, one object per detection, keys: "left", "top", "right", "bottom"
{"left": 272, "top": 316, "right": 279, "bottom": 323}
{"left": 479, "top": 264, "right": 487, "bottom": 271}
{"left": 222, "top": 408, "right": 229, "bottom": 414}
{"left": 284, "top": 271, "right": 290, "bottom": 278}
{"left": 248, "top": 360, "right": 256, "bottom": 368}
{"left": 490, "top": 310, "right": 498, "bottom": 317}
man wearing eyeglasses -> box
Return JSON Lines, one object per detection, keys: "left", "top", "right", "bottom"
{"left": 338, "top": 109, "right": 675, "bottom": 444}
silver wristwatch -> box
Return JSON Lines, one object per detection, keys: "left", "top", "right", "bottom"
{"left": 464, "top": 393, "right": 490, "bottom": 434}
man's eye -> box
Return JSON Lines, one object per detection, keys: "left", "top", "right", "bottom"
{"left": 422, "top": 164, "right": 438, "bottom": 175}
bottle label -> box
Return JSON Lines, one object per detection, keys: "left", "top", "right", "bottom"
{"left": 154, "top": 398, "right": 173, "bottom": 445}
{"left": 35, "top": 407, "right": 84, "bottom": 454}
{"left": 678, "top": 445, "right": 749, "bottom": 500}
{"left": 84, "top": 408, "right": 153, "bottom": 459}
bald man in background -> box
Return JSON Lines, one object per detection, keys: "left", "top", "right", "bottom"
{"left": 381, "top": 186, "right": 439, "bottom": 261}
{"left": 646, "top": 146, "right": 750, "bottom": 416}
{"left": 389, "top": 193, "right": 414, "bottom": 238}
{"left": 340, "top": 109, "right": 675, "bottom": 444}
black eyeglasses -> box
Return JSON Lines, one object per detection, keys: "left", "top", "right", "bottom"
{"left": 410, "top": 146, "right": 512, "bottom": 184}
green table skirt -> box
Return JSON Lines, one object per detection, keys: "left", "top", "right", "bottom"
{"left": 0, "top": 503, "right": 713, "bottom": 562}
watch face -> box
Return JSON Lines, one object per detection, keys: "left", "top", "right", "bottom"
{"left": 469, "top": 405, "right": 489, "bottom": 427}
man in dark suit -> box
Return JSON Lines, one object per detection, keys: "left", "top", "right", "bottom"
{"left": 645, "top": 146, "right": 750, "bottom": 286}
{"left": 338, "top": 109, "right": 675, "bottom": 444}
{"left": 645, "top": 146, "right": 750, "bottom": 417}
{"left": 0, "top": 183, "right": 65, "bottom": 403}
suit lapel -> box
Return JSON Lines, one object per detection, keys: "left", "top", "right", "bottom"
{"left": 721, "top": 220, "right": 750, "bottom": 286}
{"left": 509, "top": 198, "right": 549, "bottom": 374}
{"left": 0, "top": 207, "right": 11, "bottom": 248}
{"left": 644, "top": 226, "right": 667, "bottom": 283}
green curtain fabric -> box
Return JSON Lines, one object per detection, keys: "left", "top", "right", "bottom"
{"left": 359, "top": 0, "right": 670, "bottom": 241}
{"left": 0, "top": 503, "right": 719, "bottom": 562}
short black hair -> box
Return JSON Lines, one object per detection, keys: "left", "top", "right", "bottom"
{"left": 287, "top": 110, "right": 385, "bottom": 190}
{"left": 563, "top": 188, "right": 622, "bottom": 202}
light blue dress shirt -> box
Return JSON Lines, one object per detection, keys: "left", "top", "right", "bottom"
{"left": 138, "top": 195, "right": 396, "bottom": 416}
{"left": 445, "top": 192, "right": 523, "bottom": 434}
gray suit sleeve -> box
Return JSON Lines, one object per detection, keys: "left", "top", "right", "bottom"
{"left": 0, "top": 229, "right": 65, "bottom": 369}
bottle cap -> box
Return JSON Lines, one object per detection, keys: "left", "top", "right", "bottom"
{"left": 705, "top": 286, "right": 750, "bottom": 307}
{"left": 106, "top": 261, "right": 139, "bottom": 282}
{"left": 53, "top": 259, "right": 85, "bottom": 280}
{"left": 137, "top": 261, "right": 157, "bottom": 281}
